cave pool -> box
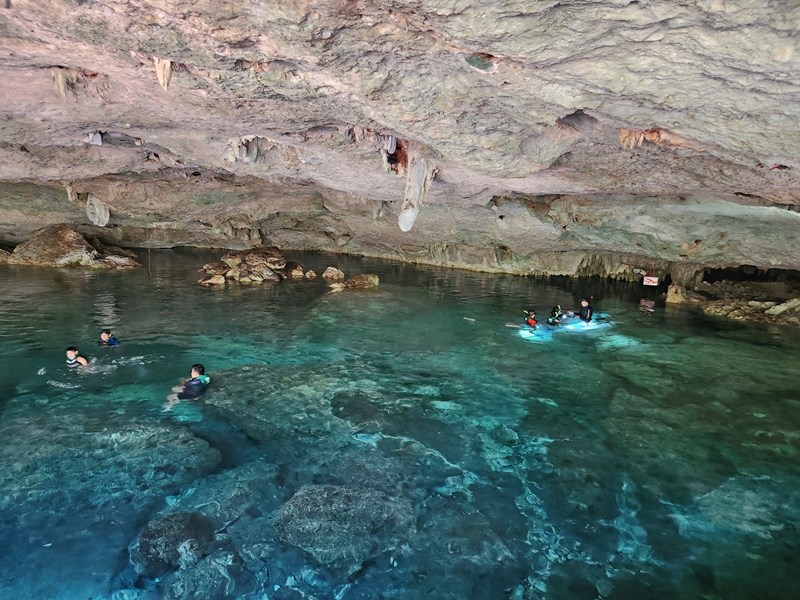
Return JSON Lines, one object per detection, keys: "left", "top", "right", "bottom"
{"left": 1, "top": 249, "right": 798, "bottom": 600}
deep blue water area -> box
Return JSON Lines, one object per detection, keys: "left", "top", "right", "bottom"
{"left": 1, "top": 249, "right": 799, "bottom": 599}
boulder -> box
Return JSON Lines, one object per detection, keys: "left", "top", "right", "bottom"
{"left": 201, "top": 262, "right": 229, "bottom": 276}
{"left": 222, "top": 247, "right": 286, "bottom": 271}
{"left": 765, "top": 297, "right": 800, "bottom": 317}
{"left": 321, "top": 266, "right": 345, "bottom": 280}
{"left": 2, "top": 224, "right": 140, "bottom": 269}
{"left": 129, "top": 511, "right": 215, "bottom": 578}
{"left": 273, "top": 485, "right": 413, "bottom": 577}
{"left": 304, "top": 270, "right": 317, "bottom": 280}
{"left": 198, "top": 274, "right": 226, "bottom": 286}
{"left": 665, "top": 284, "right": 686, "bottom": 304}
{"left": 330, "top": 273, "right": 379, "bottom": 291}
{"left": 342, "top": 273, "right": 379, "bottom": 289}
{"left": 284, "top": 261, "right": 305, "bottom": 279}
{"left": 250, "top": 264, "right": 281, "bottom": 282}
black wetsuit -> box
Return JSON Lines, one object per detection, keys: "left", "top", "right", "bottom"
{"left": 577, "top": 305, "right": 593, "bottom": 322}
{"left": 177, "top": 376, "right": 209, "bottom": 400}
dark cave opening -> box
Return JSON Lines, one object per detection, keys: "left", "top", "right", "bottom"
{"left": 702, "top": 266, "right": 800, "bottom": 285}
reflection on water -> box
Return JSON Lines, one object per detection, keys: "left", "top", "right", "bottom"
{"left": 1, "top": 249, "right": 799, "bottom": 599}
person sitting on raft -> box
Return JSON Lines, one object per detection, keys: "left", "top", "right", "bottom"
{"left": 65, "top": 346, "right": 89, "bottom": 367}
{"left": 566, "top": 298, "right": 593, "bottom": 322}
{"left": 546, "top": 305, "right": 563, "bottom": 326}
{"left": 523, "top": 309, "right": 538, "bottom": 328}
{"left": 98, "top": 329, "right": 120, "bottom": 347}
{"left": 165, "top": 364, "right": 211, "bottom": 410}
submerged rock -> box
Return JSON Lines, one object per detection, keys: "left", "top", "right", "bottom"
{"left": 1, "top": 224, "right": 140, "bottom": 269}
{"left": 129, "top": 511, "right": 215, "bottom": 578}
{"left": 273, "top": 484, "right": 414, "bottom": 576}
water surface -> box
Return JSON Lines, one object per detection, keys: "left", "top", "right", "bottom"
{"left": 1, "top": 250, "right": 799, "bottom": 599}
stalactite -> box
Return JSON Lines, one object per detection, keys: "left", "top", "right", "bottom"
{"left": 398, "top": 155, "right": 436, "bottom": 232}
{"left": 154, "top": 57, "right": 173, "bottom": 90}
{"left": 85, "top": 194, "right": 110, "bottom": 227}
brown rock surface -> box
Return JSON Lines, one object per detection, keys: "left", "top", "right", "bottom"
{"left": 1, "top": 224, "right": 139, "bottom": 268}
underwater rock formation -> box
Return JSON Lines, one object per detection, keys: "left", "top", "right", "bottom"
{"left": 274, "top": 484, "right": 414, "bottom": 577}
{"left": 129, "top": 512, "right": 215, "bottom": 578}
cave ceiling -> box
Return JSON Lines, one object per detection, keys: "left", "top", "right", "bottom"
{"left": 1, "top": 0, "right": 798, "bottom": 273}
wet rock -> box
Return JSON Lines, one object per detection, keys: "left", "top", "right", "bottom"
{"left": 249, "top": 264, "right": 282, "bottom": 282}
{"left": 285, "top": 261, "right": 305, "bottom": 278}
{"left": 201, "top": 262, "right": 228, "bottom": 276}
{"left": 666, "top": 284, "right": 687, "bottom": 304}
{"left": 198, "top": 274, "right": 225, "bottom": 286}
{"left": 343, "top": 273, "right": 379, "bottom": 289}
{"left": 212, "top": 247, "right": 288, "bottom": 285}
{"left": 700, "top": 298, "right": 800, "bottom": 325}
{"left": 1, "top": 224, "right": 140, "bottom": 269}
{"left": 330, "top": 273, "right": 379, "bottom": 292}
{"left": 304, "top": 269, "right": 317, "bottom": 279}
{"left": 222, "top": 247, "right": 286, "bottom": 271}
{"left": 765, "top": 297, "right": 800, "bottom": 317}
{"left": 273, "top": 484, "right": 414, "bottom": 576}
{"left": 129, "top": 511, "right": 215, "bottom": 578}
{"left": 321, "top": 266, "right": 345, "bottom": 280}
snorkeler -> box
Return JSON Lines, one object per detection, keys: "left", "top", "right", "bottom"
{"left": 65, "top": 346, "right": 89, "bottom": 367}
{"left": 98, "top": 329, "right": 120, "bottom": 347}
{"left": 546, "top": 305, "right": 563, "bottom": 326}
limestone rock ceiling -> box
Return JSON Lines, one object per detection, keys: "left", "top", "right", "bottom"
{"left": 0, "top": 0, "right": 798, "bottom": 273}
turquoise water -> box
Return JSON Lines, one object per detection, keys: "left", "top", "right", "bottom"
{"left": 1, "top": 249, "right": 799, "bottom": 600}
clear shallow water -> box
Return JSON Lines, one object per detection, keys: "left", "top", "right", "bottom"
{"left": 1, "top": 249, "right": 799, "bottom": 600}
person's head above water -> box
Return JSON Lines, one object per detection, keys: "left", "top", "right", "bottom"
{"left": 580, "top": 298, "right": 590, "bottom": 307}
{"left": 66, "top": 346, "right": 79, "bottom": 358}
{"left": 191, "top": 363, "right": 205, "bottom": 377}
{"left": 100, "top": 329, "right": 113, "bottom": 341}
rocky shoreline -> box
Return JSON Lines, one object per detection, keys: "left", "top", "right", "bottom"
{"left": 1, "top": 223, "right": 797, "bottom": 326}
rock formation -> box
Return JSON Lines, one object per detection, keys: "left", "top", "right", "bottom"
{"left": 0, "top": 224, "right": 139, "bottom": 269}
{"left": 0, "top": 1, "right": 798, "bottom": 289}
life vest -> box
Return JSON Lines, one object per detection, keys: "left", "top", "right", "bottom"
{"left": 525, "top": 317, "right": 537, "bottom": 327}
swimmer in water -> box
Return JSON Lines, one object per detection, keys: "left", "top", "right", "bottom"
{"left": 98, "top": 329, "right": 120, "bottom": 347}
{"left": 65, "top": 346, "right": 89, "bottom": 367}
{"left": 164, "top": 364, "right": 211, "bottom": 410}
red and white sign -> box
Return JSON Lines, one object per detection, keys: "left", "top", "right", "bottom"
{"left": 643, "top": 276, "right": 659, "bottom": 286}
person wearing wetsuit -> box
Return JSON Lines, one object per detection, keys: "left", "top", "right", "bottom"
{"left": 65, "top": 346, "right": 89, "bottom": 367}
{"left": 575, "top": 298, "right": 593, "bottom": 322}
{"left": 177, "top": 364, "right": 211, "bottom": 400}
{"left": 99, "top": 329, "right": 120, "bottom": 347}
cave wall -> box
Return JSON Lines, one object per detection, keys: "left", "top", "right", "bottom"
{"left": 0, "top": 0, "right": 798, "bottom": 276}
